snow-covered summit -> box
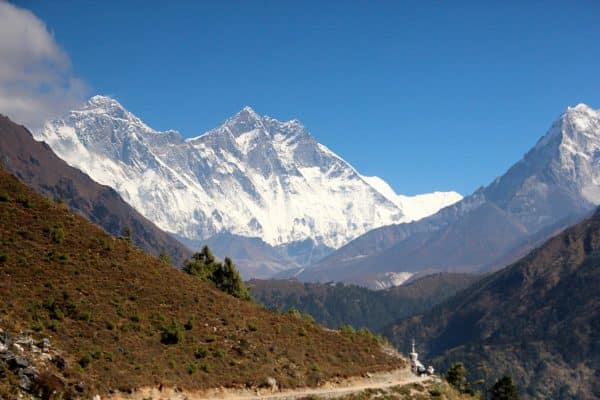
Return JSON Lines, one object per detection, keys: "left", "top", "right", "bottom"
{"left": 35, "top": 96, "right": 462, "bottom": 250}
{"left": 483, "top": 103, "right": 600, "bottom": 229}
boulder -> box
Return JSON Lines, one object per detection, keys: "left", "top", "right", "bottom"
{"left": 262, "top": 377, "right": 278, "bottom": 392}
{"left": 19, "top": 374, "right": 33, "bottom": 391}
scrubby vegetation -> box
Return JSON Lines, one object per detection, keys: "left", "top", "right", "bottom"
{"left": 0, "top": 169, "right": 400, "bottom": 397}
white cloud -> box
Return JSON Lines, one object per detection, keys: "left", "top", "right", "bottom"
{"left": 0, "top": 1, "right": 88, "bottom": 129}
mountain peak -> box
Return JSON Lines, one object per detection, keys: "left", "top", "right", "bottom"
{"left": 230, "top": 106, "right": 261, "bottom": 122}
{"left": 86, "top": 95, "right": 124, "bottom": 110}
{"left": 240, "top": 105, "right": 259, "bottom": 116}
{"left": 222, "top": 106, "right": 265, "bottom": 136}
{"left": 562, "top": 103, "right": 598, "bottom": 122}
{"left": 78, "top": 95, "right": 153, "bottom": 132}
{"left": 567, "top": 103, "right": 595, "bottom": 113}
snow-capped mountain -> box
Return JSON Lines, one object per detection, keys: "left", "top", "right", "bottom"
{"left": 299, "top": 103, "right": 600, "bottom": 287}
{"left": 35, "top": 96, "right": 461, "bottom": 256}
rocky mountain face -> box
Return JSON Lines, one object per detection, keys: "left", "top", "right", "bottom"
{"left": 0, "top": 114, "right": 191, "bottom": 266}
{"left": 383, "top": 206, "right": 600, "bottom": 399}
{"left": 35, "top": 96, "right": 460, "bottom": 277}
{"left": 299, "top": 104, "right": 600, "bottom": 287}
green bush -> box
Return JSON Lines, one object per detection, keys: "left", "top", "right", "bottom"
{"left": 187, "top": 362, "right": 198, "bottom": 375}
{"left": 160, "top": 321, "right": 184, "bottom": 345}
{"left": 130, "top": 313, "right": 141, "bottom": 323}
{"left": 213, "top": 349, "right": 225, "bottom": 358}
{"left": 49, "top": 224, "right": 65, "bottom": 244}
{"left": 303, "top": 313, "right": 315, "bottom": 323}
{"left": 194, "top": 346, "right": 208, "bottom": 359}
{"left": 490, "top": 375, "right": 520, "bottom": 400}
{"left": 78, "top": 312, "right": 91, "bottom": 322}
{"left": 30, "top": 321, "right": 44, "bottom": 332}
{"left": 205, "top": 335, "right": 216, "bottom": 343}
{"left": 158, "top": 251, "right": 171, "bottom": 265}
{"left": 287, "top": 308, "right": 302, "bottom": 319}
{"left": 339, "top": 324, "right": 355, "bottom": 335}
{"left": 247, "top": 323, "right": 258, "bottom": 332}
{"left": 43, "top": 298, "right": 65, "bottom": 321}
{"left": 79, "top": 353, "right": 92, "bottom": 368}
{"left": 200, "top": 363, "right": 211, "bottom": 373}
{"left": 46, "top": 250, "right": 68, "bottom": 262}
{"left": 16, "top": 196, "right": 32, "bottom": 208}
{"left": 184, "top": 317, "right": 194, "bottom": 330}
{"left": 46, "top": 320, "right": 59, "bottom": 332}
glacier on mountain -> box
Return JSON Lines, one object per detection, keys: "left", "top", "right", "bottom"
{"left": 35, "top": 96, "right": 462, "bottom": 251}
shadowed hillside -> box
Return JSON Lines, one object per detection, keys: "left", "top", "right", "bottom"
{"left": 383, "top": 208, "right": 600, "bottom": 399}
{"left": 251, "top": 274, "right": 480, "bottom": 332}
{"left": 0, "top": 167, "right": 400, "bottom": 398}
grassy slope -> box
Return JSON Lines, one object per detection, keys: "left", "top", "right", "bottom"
{"left": 0, "top": 168, "right": 400, "bottom": 397}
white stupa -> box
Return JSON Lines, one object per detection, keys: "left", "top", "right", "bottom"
{"left": 409, "top": 339, "right": 434, "bottom": 375}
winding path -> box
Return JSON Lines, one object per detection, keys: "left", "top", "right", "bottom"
{"left": 112, "top": 368, "right": 433, "bottom": 400}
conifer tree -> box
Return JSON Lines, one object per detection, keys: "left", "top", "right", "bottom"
{"left": 183, "top": 246, "right": 251, "bottom": 301}
{"left": 489, "top": 375, "right": 519, "bottom": 400}
{"left": 446, "top": 362, "right": 472, "bottom": 394}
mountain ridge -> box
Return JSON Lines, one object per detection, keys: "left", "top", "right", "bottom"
{"left": 298, "top": 104, "right": 600, "bottom": 287}
{"left": 35, "top": 96, "right": 461, "bottom": 276}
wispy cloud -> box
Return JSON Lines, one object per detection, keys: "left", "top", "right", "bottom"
{"left": 0, "top": 1, "right": 88, "bottom": 129}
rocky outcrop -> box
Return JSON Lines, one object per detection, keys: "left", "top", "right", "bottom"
{"left": 0, "top": 329, "right": 67, "bottom": 399}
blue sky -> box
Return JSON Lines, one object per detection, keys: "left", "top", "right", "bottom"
{"left": 11, "top": 0, "right": 600, "bottom": 195}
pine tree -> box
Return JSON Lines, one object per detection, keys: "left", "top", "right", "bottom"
{"left": 183, "top": 246, "right": 251, "bottom": 301}
{"left": 446, "top": 362, "right": 471, "bottom": 394}
{"left": 489, "top": 375, "right": 519, "bottom": 400}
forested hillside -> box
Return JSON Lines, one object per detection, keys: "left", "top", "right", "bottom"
{"left": 251, "top": 273, "right": 480, "bottom": 331}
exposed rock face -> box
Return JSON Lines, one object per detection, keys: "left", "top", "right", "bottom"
{"left": 0, "top": 329, "right": 66, "bottom": 397}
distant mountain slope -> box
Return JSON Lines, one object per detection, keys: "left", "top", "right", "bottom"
{"left": 0, "top": 114, "right": 191, "bottom": 266}
{"left": 250, "top": 273, "right": 481, "bottom": 331}
{"left": 0, "top": 167, "right": 399, "bottom": 398}
{"left": 300, "top": 104, "right": 600, "bottom": 287}
{"left": 35, "top": 96, "right": 460, "bottom": 277}
{"left": 383, "top": 208, "right": 600, "bottom": 399}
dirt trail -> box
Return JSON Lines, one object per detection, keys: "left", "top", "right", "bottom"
{"left": 110, "top": 368, "right": 432, "bottom": 400}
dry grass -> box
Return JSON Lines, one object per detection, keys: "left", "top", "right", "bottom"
{"left": 327, "top": 380, "right": 476, "bottom": 400}
{"left": 0, "top": 169, "right": 401, "bottom": 397}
